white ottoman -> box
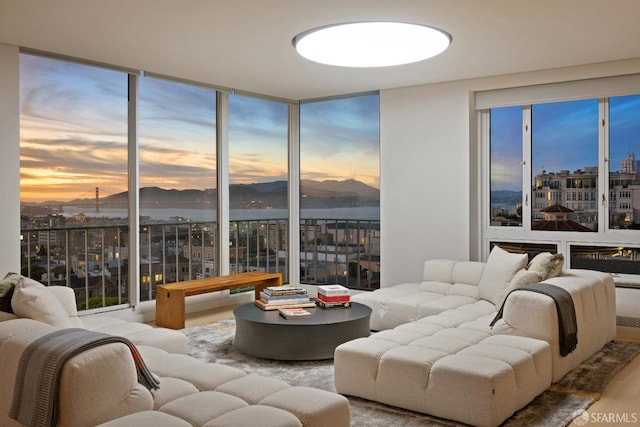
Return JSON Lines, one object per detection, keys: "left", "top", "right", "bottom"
{"left": 424, "top": 335, "right": 552, "bottom": 426}
{"left": 335, "top": 330, "right": 552, "bottom": 427}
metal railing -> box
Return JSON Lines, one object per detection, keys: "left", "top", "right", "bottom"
{"left": 20, "top": 218, "right": 381, "bottom": 312}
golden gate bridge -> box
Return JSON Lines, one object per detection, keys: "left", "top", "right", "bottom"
{"left": 70, "top": 187, "right": 127, "bottom": 212}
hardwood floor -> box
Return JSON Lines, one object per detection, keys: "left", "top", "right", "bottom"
{"left": 183, "top": 305, "right": 238, "bottom": 328}
{"left": 183, "top": 307, "right": 640, "bottom": 426}
{"left": 568, "top": 326, "right": 640, "bottom": 427}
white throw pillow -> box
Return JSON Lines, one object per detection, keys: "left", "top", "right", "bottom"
{"left": 528, "top": 252, "right": 564, "bottom": 280}
{"left": 11, "top": 277, "right": 73, "bottom": 328}
{"left": 497, "top": 268, "right": 544, "bottom": 308}
{"left": 478, "top": 246, "right": 528, "bottom": 308}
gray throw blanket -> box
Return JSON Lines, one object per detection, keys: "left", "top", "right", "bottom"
{"left": 10, "top": 328, "right": 160, "bottom": 427}
{"left": 490, "top": 282, "right": 578, "bottom": 357}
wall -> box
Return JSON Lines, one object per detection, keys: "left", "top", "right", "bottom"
{"left": 380, "top": 82, "right": 473, "bottom": 285}
{"left": 0, "top": 44, "right": 21, "bottom": 275}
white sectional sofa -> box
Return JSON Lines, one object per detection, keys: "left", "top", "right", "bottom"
{"left": 0, "top": 274, "right": 350, "bottom": 427}
{"left": 335, "top": 247, "right": 617, "bottom": 427}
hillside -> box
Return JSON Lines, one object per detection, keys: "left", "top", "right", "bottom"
{"left": 29, "top": 179, "right": 380, "bottom": 210}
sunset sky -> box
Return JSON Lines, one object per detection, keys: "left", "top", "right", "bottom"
{"left": 490, "top": 95, "right": 640, "bottom": 192}
{"left": 19, "top": 54, "right": 380, "bottom": 203}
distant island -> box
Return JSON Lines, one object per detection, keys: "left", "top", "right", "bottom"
{"left": 21, "top": 179, "right": 380, "bottom": 215}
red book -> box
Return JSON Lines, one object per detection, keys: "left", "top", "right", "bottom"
{"left": 317, "top": 293, "right": 350, "bottom": 303}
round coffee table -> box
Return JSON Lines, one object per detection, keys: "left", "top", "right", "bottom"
{"left": 232, "top": 302, "right": 371, "bottom": 360}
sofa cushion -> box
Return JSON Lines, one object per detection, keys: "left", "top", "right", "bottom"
{"left": 422, "top": 259, "right": 459, "bottom": 283}
{"left": 11, "top": 278, "right": 74, "bottom": 328}
{"left": 478, "top": 246, "right": 527, "bottom": 308}
{"left": 528, "top": 252, "right": 564, "bottom": 280}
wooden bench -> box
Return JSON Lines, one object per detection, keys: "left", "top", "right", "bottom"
{"left": 155, "top": 271, "right": 282, "bottom": 329}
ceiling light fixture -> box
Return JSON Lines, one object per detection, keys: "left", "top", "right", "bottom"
{"left": 292, "top": 22, "right": 451, "bottom": 68}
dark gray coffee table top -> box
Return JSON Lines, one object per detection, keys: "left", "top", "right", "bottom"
{"left": 232, "top": 302, "right": 371, "bottom": 360}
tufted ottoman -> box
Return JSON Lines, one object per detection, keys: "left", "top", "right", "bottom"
{"left": 335, "top": 320, "right": 552, "bottom": 427}
{"left": 96, "top": 405, "right": 305, "bottom": 427}
{"left": 105, "top": 345, "right": 351, "bottom": 427}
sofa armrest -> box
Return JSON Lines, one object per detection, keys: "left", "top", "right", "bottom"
{"left": 499, "top": 291, "right": 558, "bottom": 343}
{"left": 58, "top": 342, "right": 154, "bottom": 426}
{"left": 494, "top": 270, "right": 616, "bottom": 382}
{"left": 0, "top": 318, "right": 152, "bottom": 427}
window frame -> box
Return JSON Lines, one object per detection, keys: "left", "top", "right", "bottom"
{"left": 479, "top": 77, "right": 640, "bottom": 285}
{"left": 18, "top": 50, "right": 381, "bottom": 311}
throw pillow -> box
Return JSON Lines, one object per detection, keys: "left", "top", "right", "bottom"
{"left": 11, "top": 277, "right": 73, "bottom": 328}
{"left": 478, "top": 245, "right": 528, "bottom": 308}
{"left": 528, "top": 252, "right": 564, "bottom": 280}
{"left": 497, "top": 268, "right": 543, "bottom": 308}
{"left": 19, "top": 274, "right": 50, "bottom": 288}
{"left": 0, "top": 272, "right": 20, "bottom": 297}
{"left": 0, "top": 272, "right": 21, "bottom": 314}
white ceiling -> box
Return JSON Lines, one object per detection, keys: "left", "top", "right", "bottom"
{"left": 2, "top": 0, "right": 640, "bottom": 100}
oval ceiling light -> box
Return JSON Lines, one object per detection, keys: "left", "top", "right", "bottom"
{"left": 292, "top": 22, "right": 451, "bottom": 68}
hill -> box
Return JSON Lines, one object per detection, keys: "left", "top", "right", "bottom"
{"left": 31, "top": 179, "right": 380, "bottom": 210}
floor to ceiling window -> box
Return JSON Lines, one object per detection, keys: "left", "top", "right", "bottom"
{"left": 19, "top": 53, "right": 130, "bottom": 309}
{"left": 299, "top": 93, "right": 381, "bottom": 289}
{"left": 481, "top": 77, "right": 640, "bottom": 283}
{"left": 18, "top": 51, "right": 383, "bottom": 312}
{"left": 138, "top": 76, "right": 217, "bottom": 301}
{"left": 228, "top": 93, "right": 289, "bottom": 279}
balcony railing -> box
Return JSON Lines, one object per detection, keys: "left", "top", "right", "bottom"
{"left": 20, "top": 224, "right": 130, "bottom": 311}
{"left": 20, "top": 218, "right": 380, "bottom": 312}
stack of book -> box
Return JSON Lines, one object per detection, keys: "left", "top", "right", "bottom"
{"left": 255, "top": 284, "right": 316, "bottom": 310}
{"left": 316, "top": 284, "right": 351, "bottom": 309}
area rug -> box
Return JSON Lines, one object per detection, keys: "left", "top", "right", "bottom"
{"left": 182, "top": 320, "right": 640, "bottom": 427}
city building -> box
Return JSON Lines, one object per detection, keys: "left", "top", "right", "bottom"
{"left": 530, "top": 155, "right": 640, "bottom": 230}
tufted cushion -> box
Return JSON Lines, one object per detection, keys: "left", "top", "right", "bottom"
{"left": 203, "top": 405, "right": 302, "bottom": 427}
{"left": 478, "top": 246, "right": 528, "bottom": 308}
{"left": 159, "top": 391, "right": 249, "bottom": 426}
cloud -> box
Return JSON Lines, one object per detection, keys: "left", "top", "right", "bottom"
{"left": 300, "top": 94, "right": 379, "bottom": 186}
{"left": 19, "top": 54, "right": 381, "bottom": 201}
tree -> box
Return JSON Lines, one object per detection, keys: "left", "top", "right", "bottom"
{"left": 21, "top": 265, "right": 46, "bottom": 281}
